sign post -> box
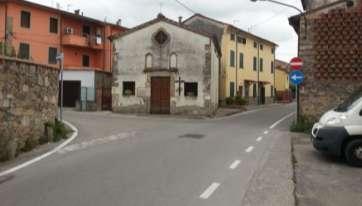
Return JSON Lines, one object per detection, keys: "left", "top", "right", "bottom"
{"left": 56, "top": 53, "right": 64, "bottom": 121}
{"left": 289, "top": 57, "right": 304, "bottom": 123}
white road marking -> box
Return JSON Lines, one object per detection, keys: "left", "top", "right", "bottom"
{"left": 264, "top": 131, "right": 269, "bottom": 135}
{"left": 256, "top": 137, "right": 263, "bottom": 142}
{"left": 245, "top": 146, "right": 254, "bottom": 153}
{"left": 58, "top": 131, "right": 136, "bottom": 154}
{"left": 200, "top": 182, "right": 221, "bottom": 199}
{"left": 0, "top": 120, "right": 78, "bottom": 177}
{"left": 229, "top": 160, "right": 241, "bottom": 170}
{"left": 269, "top": 112, "right": 296, "bottom": 129}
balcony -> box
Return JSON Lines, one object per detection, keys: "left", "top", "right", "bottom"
{"left": 62, "top": 34, "right": 104, "bottom": 50}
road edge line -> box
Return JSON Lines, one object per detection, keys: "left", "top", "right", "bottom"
{"left": 269, "top": 112, "right": 296, "bottom": 129}
{"left": 0, "top": 120, "right": 78, "bottom": 177}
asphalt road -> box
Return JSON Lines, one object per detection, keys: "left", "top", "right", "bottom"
{"left": 0, "top": 104, "right": 295, "bottom": 206}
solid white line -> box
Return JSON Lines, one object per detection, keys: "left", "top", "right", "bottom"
{"left": 264, "top": 131, "right": 269, "bottom": 135}
{"left": 200, "top": 182, "right": 221, "bottom": 199}
{"left": 229, "top": 160, "right": 241, "bottom": 170}
{"left": 269, "top": 112, "right": 296, "bottom": 129}
{"left": 0, "top": 120, "right": 78, "bottom": 177}
{"left": 245, "top": 146, "right": 254, "bottom": 153}
{"left": 211, "top": 108, "right": 264, "bottom": 121}
{"left": 256, "top": 137, "right": 263, "bottom": 142}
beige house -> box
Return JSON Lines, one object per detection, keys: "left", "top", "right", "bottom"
{"left": 184, "top": 14, "right": 277, "bottom": 105}
{"left": 110, "top": 14, "right": 220, "bottom": 115}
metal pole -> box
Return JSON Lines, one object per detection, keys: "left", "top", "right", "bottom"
{"left": 257, "top": 43, "right": 260, "bottom": 105}
{"left": 60, "top": 58, "right": 64, "bottom": 121}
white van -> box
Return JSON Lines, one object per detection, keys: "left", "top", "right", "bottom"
{"left": 311, "top": 91, "right": 362, "bottom": 167}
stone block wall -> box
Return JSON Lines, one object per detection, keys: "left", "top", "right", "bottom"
{"left": 0, "top": 56, "right": 59, "bottom": 161}
{"left": 299, "top": 4, "right": 362, "bottom": 121}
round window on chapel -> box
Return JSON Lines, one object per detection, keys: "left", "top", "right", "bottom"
{"left": 154, "top": 30, "right": 169, "bottom": 45}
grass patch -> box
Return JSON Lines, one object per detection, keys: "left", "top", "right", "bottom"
{"left": 290, "top": 116, "right": 314, "bottom": 134}
{"left": 44, "top": 120, "right": 73, "bottom": 143}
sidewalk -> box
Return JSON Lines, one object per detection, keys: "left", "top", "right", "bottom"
{"left": 241, "top": 130, "right": 295, "bottom": 206}
{"left": 292, "top": 133, "right": 362, "bottom": 206}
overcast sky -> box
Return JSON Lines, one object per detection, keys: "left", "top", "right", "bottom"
{"left": 30, "top": 0, "right": 303, "bottom": 62}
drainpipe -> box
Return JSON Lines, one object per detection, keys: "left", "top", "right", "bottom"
{"left": 4, "top": 2, "right": 8, "bottom": 55}
{"left": 257, "top": 42, "right": 260, "bottom": 105}
{"left": 235, "top": 31, "right": 238, "bottom": 97}
{"left": 59, "top": 10, "right": 63, "bottom": 55}
{"left": 273, "top": 48, "right": 276, "bottom": 103}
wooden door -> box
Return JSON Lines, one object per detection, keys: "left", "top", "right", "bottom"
{"left": 151, "top": 77, "right": 170, "bottom": 114}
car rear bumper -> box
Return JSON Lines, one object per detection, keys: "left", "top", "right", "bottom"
{"left": 311, "top": 124, "right": 349, "bottom": 156}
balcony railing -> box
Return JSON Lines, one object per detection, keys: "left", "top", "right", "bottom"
{"left": 62, "top": 33, "right": 104, "bottom": 50}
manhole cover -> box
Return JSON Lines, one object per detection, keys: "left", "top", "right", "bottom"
{"left": 179, "top": 134, "right": 205, "bottom": 139}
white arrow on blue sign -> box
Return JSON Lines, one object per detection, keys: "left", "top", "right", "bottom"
{"left": 289, "top": 70, "right": 304, "bottom": 86}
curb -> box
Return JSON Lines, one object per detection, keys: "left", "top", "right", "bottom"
{"left": 0, "top": 120, "right": 78, "bottom": 177}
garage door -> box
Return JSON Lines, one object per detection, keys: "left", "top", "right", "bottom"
{"left": 60, "top": 81, "right": 81, "bottom": 107}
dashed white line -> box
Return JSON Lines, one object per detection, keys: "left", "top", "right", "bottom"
{"left": 229, "top": 160, "right": 241, "bottom": 170}
{"left": 264, "top": 131, "right": 269, "bottom": 135}
{"left": 256, "top": 137, "right": 263, "bottom": 142}
{"left": 245, "top": 146, "right": 254, "bottom": 153}
{"left": 200, "top": 182, "right": 221, "bottom": 199}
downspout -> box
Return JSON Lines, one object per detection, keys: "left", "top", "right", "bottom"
{"left": 59, "top": 10, "right": 63, "bottom": 56}
{"left": 103, "top": 25, "right": 106, "bottom": 73}
{"left": 273, "top": 47, "right": 276, "bottom": 103}
{"left": 4, "top": 2, "right": 8, "bottom": 55}
{"left": 235, "top": 31, "right": 238, "bottom": 96}
{"left": 257, "top": 42, "right": 260, "bottom": 105}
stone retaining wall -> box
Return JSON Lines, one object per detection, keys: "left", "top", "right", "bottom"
{"left": 0, "top": 56, "right": 59, "bottom": 161}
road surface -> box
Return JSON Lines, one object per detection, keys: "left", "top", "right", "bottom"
{"left": 0, "top": 103, "right": 295, "bottom": 206}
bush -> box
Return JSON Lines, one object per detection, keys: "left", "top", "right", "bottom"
{"left": 45, "top": 120, "right": 72, "bottom": 142}
{"left": 234, "top": 96, "right": 247, "bottom": 105}
{"left": 225, "top": 97, "right": 234, "bottom": 105}
{"left": 290, "top": 116, "right": 314, "bottom": 134}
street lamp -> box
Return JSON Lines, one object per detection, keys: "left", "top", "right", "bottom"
{"left": 250, "top": 0, "right": 354, "bottom": 122}
{"left": 250, "top": 0, "right": 303, "bottom": 120}
{"left": 250, "top": 0, "right": 303, "bottom": 13}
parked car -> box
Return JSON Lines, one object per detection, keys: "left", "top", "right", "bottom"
{"left": 311, "top": 91, "right": 362, "bottom": 167}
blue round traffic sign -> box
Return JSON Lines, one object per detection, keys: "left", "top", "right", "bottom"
{"left": 289, "top": 70, "right": 304, "bottom": 86}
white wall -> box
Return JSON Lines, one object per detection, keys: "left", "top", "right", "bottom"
{"left": 112, "top": 20, "right": 219, "bottom": 112}
{"left": 62, "top": 70, "right": 95, "bottom": 88}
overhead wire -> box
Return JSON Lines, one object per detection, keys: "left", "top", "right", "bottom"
{"left": 173, "top": 0, "right": 197, "bottom": 14}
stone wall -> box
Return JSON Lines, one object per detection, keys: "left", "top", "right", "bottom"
{"left": 299, "top": 4, "right": 362, "bottom": 121}
{"left": 0, "top": 56, "right": 59, "bottom": 161}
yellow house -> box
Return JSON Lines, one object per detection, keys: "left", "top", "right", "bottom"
{"left": 275, "top": 60, "right": 291, "bottom": 102}
{"left": 275, "top": 60, "right": 290, "bottom": 92}
{"left": 184, "top": 14, "right": 277, "bottom": 104}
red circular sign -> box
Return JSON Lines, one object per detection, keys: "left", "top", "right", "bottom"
{"left": 290, "top": 57, "right": 303, "bottom": 70}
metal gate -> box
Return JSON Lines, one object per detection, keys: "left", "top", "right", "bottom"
{"left": 101, "top": 88, "right": 112, "bottom": 111}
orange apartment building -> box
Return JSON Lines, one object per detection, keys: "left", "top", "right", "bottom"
{"left": 0, "top": 0, "right": 127, "bottom": 110}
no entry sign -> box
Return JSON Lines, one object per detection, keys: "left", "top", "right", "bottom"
{"left": 290, "top": 57, "right": 303, "bottom": 70}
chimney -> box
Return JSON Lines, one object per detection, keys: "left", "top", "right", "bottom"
{"left": 74, "top": 9, "right": 80, "bottom": 15}
{"left": 178, "top": 16, "right": 183, "bottom": 24}
{"left": 116, "top": 19, "right": 122, "bottom": 26}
